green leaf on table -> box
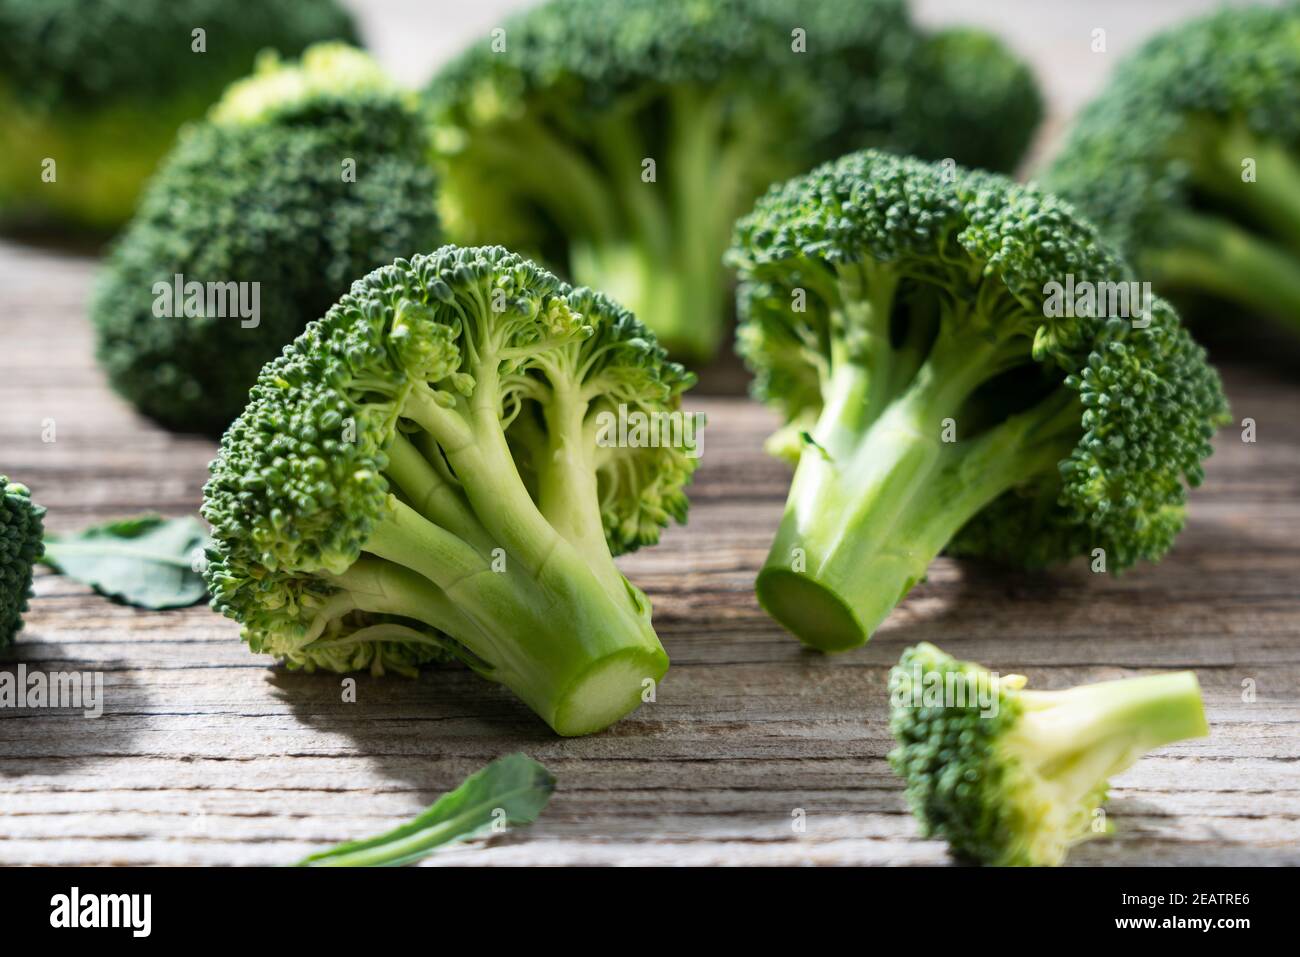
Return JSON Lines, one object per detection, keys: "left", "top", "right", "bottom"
{"left": 297, "top": 753, "right": 555, "bottom": 867}
{"left": 41, "top": 515, "right": 210, "bottom": 610}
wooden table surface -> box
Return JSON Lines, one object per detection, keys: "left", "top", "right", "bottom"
{"left": 1, "top": 240, "right": 1297, "bottom": 866}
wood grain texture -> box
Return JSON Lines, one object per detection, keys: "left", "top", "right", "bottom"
{"left": 1, "top": 241, "right": 1298, "bottom": 867}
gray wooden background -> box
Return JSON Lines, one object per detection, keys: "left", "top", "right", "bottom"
{"left": 1, "top": 1, "right": 1297, "bottom": 865}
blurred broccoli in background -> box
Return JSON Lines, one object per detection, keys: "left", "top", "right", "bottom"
{"left": 1046, "top": 3, "right": 1300, "bottom": 341}
{"left": 424, "top": 0, "right": 1042, "bottom": 360}
{"left": 1, "top": 476, "right": 45, "bottom": 649}
{"left": 0, "top": 0, "right": 358, "bottom": 232}
{"left": 900, "top": 28, "right": 1043, "bottom": 176}
{"left": 92, "top": 44, "right": 440, "bottom": 435}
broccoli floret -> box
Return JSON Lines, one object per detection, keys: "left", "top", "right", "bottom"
{"left": 1, "top": 476, "right": 45, "bottom": 648}
{"left": 202, "top": 245, "right": 697, "bottom": 737}
{"left": 91, "top": 44, "right": 440, "bottom": 436}
{"left": 1045, "top": 3, "right": 1300, "bottom": 338}
{"left": 730, "top": 150, "right": 1229, "bottom": 651}
{"left": 0, "top": 0, "right": 357, "bottom": 231}
{"left": 888, "top": 642, "right": 1209, "bottom": 866}
{"left": 424, "top": 0, "right": 1041, "bottom": 360}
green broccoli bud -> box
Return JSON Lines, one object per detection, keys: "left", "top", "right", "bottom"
{"left": 731, "top": 150, "right": 1229, "bottom": 650}
{"left": 888, "top": 642, "right": 1209, "bottom": 866}
{"left": 91, "top": 43, "right": 440, "bottom": 435}
{"left": 424, "top": 0, "right": 1041, "bottom": 360}
{"left": 1046, "top": 3, "right": 1300, "bottom": 339}
{"left": 202, "top": 245, "right": 698, "bottom": 736}
{"left": 1, "top": 476, "right": 45, "bottom": 648}
{"left": 0, "top": 0, "right": 358, "bottom": 231}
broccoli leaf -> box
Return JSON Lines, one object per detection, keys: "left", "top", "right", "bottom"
{"left": 41, "top": 515, "right": 209, "bottom": 610}
{"left": 297, "top": 753, "right": 555, "bottom": 867}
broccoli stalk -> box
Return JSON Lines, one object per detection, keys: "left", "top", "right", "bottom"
{"left": 1148, "top": 210, "right": 1300, "bottom": 333}
{"left": 889, "top": 642, "right": 1209, "bottom": 866}
{"left": 446, "top": 90, "right": 745, "bottom": 358}
{"left": 564, "top": 91, "right": 749, "bottom": 358}
{"left": 203, "top": 246, "right": 696, "bottom": 736}
{"left": 732, "top": 151, "right": 1228, "bottom": 651}
{"left": 1139, "top": 125, "right": 1300, "bottom": 330}
{"left": 1008, "top": 671, "right": 1209, "bottom": 800}
{"left": 761, "top": 321, "right": 1081, "bottom": 649}
{"left": 327, "top": 419, "right": 668, "bottom": 734}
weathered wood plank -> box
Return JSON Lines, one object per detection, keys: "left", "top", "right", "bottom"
{"left": 1, "top": 228, "right": 1298, "bottom": 867}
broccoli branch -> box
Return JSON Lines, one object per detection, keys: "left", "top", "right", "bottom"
{"left": 1145, "top": 209, "right": 1300, "bottom": 334}
{"left": 1010, "top": 670, "right": 1209, "bottom": 806}
{"left": 757, "top": 272, "right": 1081, "bottom": 650}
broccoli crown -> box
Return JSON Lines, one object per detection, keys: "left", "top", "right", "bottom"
{"left": 428, "top": 0, "right": 915, "bottom": 158}
{"left": 1047, "top": 3, "right": 1300, "bottom": 256}
{"left": 734, "top": 149, "right": 1227, "bottom": 573}
{"left": 92, "top": 45, "right": 439, "bottom": 436}
{"left": 202, "top": 246, "right": 695, "bottom": 735}
{"left": 0, "top": 0, "right": 357, "bottom": 110}
{"left": 0, "top": 476, "right": 45, "bottom": 648}
{"left": 888, "top": 642, "right": 1208, "bottom": 866}
{"left": 898, "top": 28, "right": 1043, "bottom": 176}
{"left": 423, "top": 0, "right": 1040, "bottom": 358}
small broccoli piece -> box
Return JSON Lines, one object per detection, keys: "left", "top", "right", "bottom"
{"left": 731, "top": 150, "right": 1228, "bottom": 651}
{"left": 1, "top": 476, "right": 45, "bottom": 648}
{"left": 424, "top": 0, "right": 1041, "bottom": 360}
{"left": 888, "top": 642, "right": 1209, "bottom": 866}
{"left": 91, "top": 44, "right": 440, "bottom": 436}
{"left": 0, "top": 0, "right": 357, "bottom": 231}
{"left": 1046, "top": 3, "right": 1300, "bottom": 337}
{"left": 202, "top": 245, "right": 697, "bottom": 737}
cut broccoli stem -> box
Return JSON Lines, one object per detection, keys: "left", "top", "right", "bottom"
{"left": 1146, "top": 210, "right": 1300, "bottom": 334}
{"left": 758, "top": 342, "right": 1080, "bottom": 651}
{"left": 358, "top": 494, "right": 665, "bottom": 735}
{"left": 1010, "top": 670, "right": 1209, "bottom": 807}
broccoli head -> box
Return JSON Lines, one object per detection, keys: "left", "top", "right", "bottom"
{"left": 731, "top": 150, "right": 1228, "bottom": 651}
{"left": 92, "top": 44, "right": 440, "bottom": 436}
{"left": 424, "top": 0, "right": 1042, "bottom": 360}
{"left": 1, "top": 476, "right": 45, "bottom": 648}
{"left": 888, "top": 642, "right": 1209, "bottom": 865}
{"left": 0, "top": 0, "right": 358, "bottom": 231}
{"left": 1046, "top": 3, "right": 1300, "bottom": 338}
{"left": 898, "top": 28, "right": 1043, "bottom": 176}
{"left": 202, "top": 245, "right": 698, "bottom": 737}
